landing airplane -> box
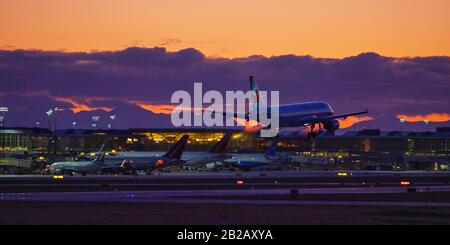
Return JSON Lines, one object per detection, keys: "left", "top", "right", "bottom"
{"left": 183, "top": 132, "right": 233, "bottom": 169}
{"left": 230, "top": 76, "right": 368, "bottom": 138}
{"left": 48, "top": 144, "right": 107, "bottom": 175}
{"left": 122, "top": 135, "right": 189, "bottom": 172}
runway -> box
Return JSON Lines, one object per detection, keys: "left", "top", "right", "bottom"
{"left": 2, "top": 186, "right": 450, "bottom": 207}
{"left": 2, "top": 171, "right": 450, "bottom": 208}
{"left": 1, "top": 171, "right": 450, "bottom": 224}
{"left": 1, "top": 170, "right": 450, "bottom": 193}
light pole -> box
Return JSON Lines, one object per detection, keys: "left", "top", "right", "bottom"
{"left": 0, "top": 106, "right": 7, "bottom": 158}
{"left": 424, "top": 120, "right": 430, "bottom": 132}
{"left": 91, "top": 116, "right": 100, "bottom": 129}
{"left": 45, "top": 108, "right": 57, "bottom": 154}
{"left": 0, "top": 106, "right": 8, "bottom": 128}
{"left": 53, "top": 107, "right": 59, "bottom": 131}
{"left": 46, "top": 109, "right": 54, "bottom": 130}
{"left": 399, "top": 118, "right": 405, "bottom": 133}
{"left": 108, "top": 114, "right": 116, "bottom": 129}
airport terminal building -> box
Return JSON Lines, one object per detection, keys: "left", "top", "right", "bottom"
{"left": 1, "top": 127, "right": 449, "bottom": 171}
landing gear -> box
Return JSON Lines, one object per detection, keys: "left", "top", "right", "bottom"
{"left": 307, "top": 132, "right": 316, "bottom": 139}
{"left": 306, "top": 123, "right": 317, "bottom": 140}
{"left": 306, "top": 123, "right": 324, "bottom": 140}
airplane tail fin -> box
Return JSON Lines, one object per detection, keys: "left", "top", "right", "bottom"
{"left": 163, "top": 135, "right": 189, "bottom": 159}
{"left": 264, "top": 137, "right": 279, "bottom": 160}
{"left": 249, "top": 76, "right": 260, "bottom": 113}
{"left": 209, "top": 132, "right": 232, "bottom": 153}
{"left": 93, "top": 143, "right": 106, "bottom": 164}
{"left": 249, "top": 76, "right": 270, "bottom": 125}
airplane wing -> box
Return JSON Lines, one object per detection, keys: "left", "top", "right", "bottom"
{"left": 221, "top": 111, "right": 248, "bottom": 119}
{"left": 101, "top": 160, "right": 129, "bottom": 172}
{"left": 200, "top": 107, "right": 248, "bottom": 119}
{"left": 300, "top": 110, "right": 368, "bottom": 125}
{"left": 210, "top": 107, "right": 368, "bottom": 126}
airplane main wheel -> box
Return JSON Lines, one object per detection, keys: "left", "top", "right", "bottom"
{"left": 307, "top": 132, "right": 317, "bottom": 140}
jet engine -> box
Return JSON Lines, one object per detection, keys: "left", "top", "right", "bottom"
{"left": 323, "top": 119, "right": 340, "bottom": 131}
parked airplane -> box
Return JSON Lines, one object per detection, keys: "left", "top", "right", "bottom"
{"left": 183, "top": 132, "right": 233, "bottom": 169}
{"left": 48, "top": 144, "right": 107, "bottom": 175}
{"left": 228, "top": 76, "right": 368, "bottom": 138}
{"left": 121, "top": 135, "right": 189, "bottom": 172}
{"left": 222, "top": 137, "right": 280, "bottom": 170}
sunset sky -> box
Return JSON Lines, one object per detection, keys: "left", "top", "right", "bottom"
{"left": 1, "top": 0, "right": 450, "bottom": 58}
{"left": 0, "top": 0, "right": 449, "bottom": 131}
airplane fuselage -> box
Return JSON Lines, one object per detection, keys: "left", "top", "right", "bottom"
{"left": 269, "top": 101, "right": 334, "bottom": 128}
{"left": 184, "top": 152, "right": 233, "bottom": 167}
{"left": 224, "top": 153, "right": 278, "bottom": 168}
{"left": 49, "top": 161, "right": 101, "bottom": 174}
{"left": 127, "top": 156, "right": 185, "bottom": 171}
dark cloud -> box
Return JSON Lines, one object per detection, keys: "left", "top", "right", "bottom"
{"left": 0, "top": 47, "right": 449, "bottom": 130}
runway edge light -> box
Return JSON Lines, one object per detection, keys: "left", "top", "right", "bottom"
{"left": 400, "top": 181, "right": 411, "bottom": 186}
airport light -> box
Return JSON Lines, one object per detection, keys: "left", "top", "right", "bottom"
{"left": 91, "top": 116, "right": 100, "bottom": 129}
{"left": 54, "top": 107, "right": 60, "bottom": 130}
{"left": 108, "top": 114, "right": 117, "bottom": 129}
{"left": 45, "top": 109, "right": 54, "bottom": 130}
{"left": 0, "top": 106, "right": 8, "bottom": 127}
{"left": 46, "top": 109, "right": 54, "bottom": 116}
{"left": 400, "top": 181, "right": 411, "bottom": 186}
{"left": 72, "top": 121, "right": 77, "bottom": 128}
{"left": 0, "top": 106, "right": 8, "bottom": 112}
{"left": 44, "top": 107, "right": 60, "bottom": 130}
{"left": 424, "top": 120, "right": 430, "bottom": 131}
{"left": 399, "top": 118, "right": 405, "bottom": 133}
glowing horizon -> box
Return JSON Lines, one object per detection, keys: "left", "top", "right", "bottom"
{"left": 396, "top": 113, "right": 450, "bottom": 123}
{"left": 1, "top": 0, "right": 450, "bottom": 58}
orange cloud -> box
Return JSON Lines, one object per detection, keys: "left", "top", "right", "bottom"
{"left": 135, "top": 102, "right": 209, "bottom": 115}
{"left": 396, "top": 113, "right": 450, "bottom": 123}
{"left": 135, "top": 103, "right": 176, "bottom": 114}
{"left": 337, "top": 116, "right": 375, "bottom": 129}
{"left": 54, "top": 97, "right": 113, "bottom": 113}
